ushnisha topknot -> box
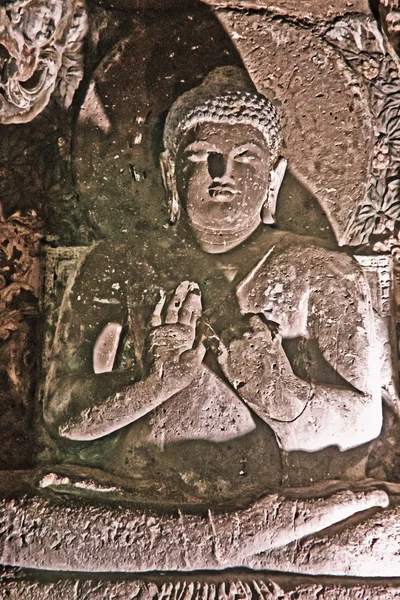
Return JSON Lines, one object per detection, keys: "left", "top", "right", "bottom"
{"left": 164, "top": 66, "right": 282, "bottom": 165}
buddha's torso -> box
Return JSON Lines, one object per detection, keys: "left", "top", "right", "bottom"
{"left": 44, "top": 224, "right": 368, "bottom": 504}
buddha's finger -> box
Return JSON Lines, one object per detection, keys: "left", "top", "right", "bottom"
{"left": 179, "top": 289, "right": 202, "bottom": 326}
{"left": 150, "top": 289, "right": 166, "bottom": 328}
{"left": 190, "top": 283, "right": 202, "bottom": 328}
{"left": 165, "top": 281, "right": 191, "bottom": 324}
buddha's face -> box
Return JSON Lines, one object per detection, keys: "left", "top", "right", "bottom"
{"left": 175, "top": 121, "right": 270, "bottom": 252}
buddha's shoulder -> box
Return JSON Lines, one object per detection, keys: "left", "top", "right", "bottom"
{"left": 262, "top": 229, "right": 335, "bottom": 252}
{"left": 273, "top": 233, "right": 360, "bottom": 272}
{"left": 243, "top": 229, "right": 361, "bottom": 280}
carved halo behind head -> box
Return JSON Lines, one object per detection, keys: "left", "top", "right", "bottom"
{"left": 161, "top": 66, "right": 286, "bottom": 225}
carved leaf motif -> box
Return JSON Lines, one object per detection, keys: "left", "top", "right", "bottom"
{"left": 0, "top": 207, "right": 41, "bottom": 315}
{"left": 325, "top": 17, "right": 400, "bottom": 246}
{"left": 357, "top": 204, "right": 378, "bottom": 218}
{"left": 381, "top": 180, "right": 400, "bottom": 219}
{"left": 55, "top": 0, "right": 88, "bottom": 109}
{"left": 0, "top": 310, "right": 22, "bottom": 341}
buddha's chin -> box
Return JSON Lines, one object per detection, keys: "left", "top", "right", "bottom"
{"left": 189, "top": 217, "right": 262, "bottom": 255}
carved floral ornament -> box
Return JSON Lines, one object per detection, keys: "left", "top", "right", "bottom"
{"left": 0, "top": 0, "right": 87, "bottom": 124}
{"left": 0, "top": 204, "right": 41, "bottom": 340}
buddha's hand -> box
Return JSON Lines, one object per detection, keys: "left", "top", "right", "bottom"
{"left": 147, "top": 281, "right": 205, "bottom": 386}
{"left": 220, "top": 314, "right": 281, "bottom": 388}
{"left": 221, "top": 315, "right": 309, "bottom": 422}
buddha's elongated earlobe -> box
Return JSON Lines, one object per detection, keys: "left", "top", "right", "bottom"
{"left": 160, "top": 150, "right": 181, "bottom": 224}
{"left": 262, "top": 157, "right": 287, "bottom": 224}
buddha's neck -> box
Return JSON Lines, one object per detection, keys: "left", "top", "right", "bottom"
{"left": 190, "top": 215, "right": 262, "bottom": 254}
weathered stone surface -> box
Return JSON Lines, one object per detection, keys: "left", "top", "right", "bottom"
{"left": 55, "top": 61, "right": 394, "bottom": 513}
{"left": 249, "top": 503, "right": 400, "bottom": 576}
{"left": 2, "top": 0, "right": 400, "bottom": 590}
{"left": 35, "top": 25, "right": 400, "bottom": 585}
{"left": 0, "top": 490, "right": 389, "bottom": 572}
{"left": 0, "top": 207, "right": 41, "bottom": 469}
{"left": 99, "top": 0, "right": 371, "bottom": 18}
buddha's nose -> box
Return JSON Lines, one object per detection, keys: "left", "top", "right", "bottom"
{"left": 208, "top": 152, "right": 226, "bottom": 179}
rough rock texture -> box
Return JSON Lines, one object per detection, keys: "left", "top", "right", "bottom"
{"left": 0, "top": 107, "right": 92, "bottom": 470}
{"left": 0, "top": 208, "right": 41, "bottom": 469}
{"left": 249, "top": 503, "right": 400, "bottom": 576}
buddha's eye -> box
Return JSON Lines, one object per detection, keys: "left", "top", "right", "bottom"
{"left": 185, "top": 150, "right": 209, "bottom": 163}
{"left": 183, "top": 142, "right": 215, "bottom": 163}
{"left": 234, "top": 150, "right": 257, "bottom": 165}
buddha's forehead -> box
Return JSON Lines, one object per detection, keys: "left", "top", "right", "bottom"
{"left": 178, "top": 121, "right": 269, "bottom": 152}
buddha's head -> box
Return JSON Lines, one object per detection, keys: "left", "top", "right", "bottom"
{"left": 161, "top": 67, "right": 287, "bottom": 254}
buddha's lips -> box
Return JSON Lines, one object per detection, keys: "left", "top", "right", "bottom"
{"left": 208, "top": 186, "right": 239, "bottom": 201}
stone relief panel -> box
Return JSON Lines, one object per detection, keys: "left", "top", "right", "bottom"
{"left": 3, "top": 0, "right": 400, "bottom": 595}
{"left": 23, "top": 62, "right": 398, "bottom": 573}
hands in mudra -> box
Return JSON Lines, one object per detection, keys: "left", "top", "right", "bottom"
{"left": 148, "top": 281, "right": 205, "bottom": 381}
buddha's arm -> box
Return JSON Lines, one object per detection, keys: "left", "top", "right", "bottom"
{"left": 230, "top": 246, "right": 383, "bottom": 451}
{"left": 44, "top": 345, "right": 204, "bottom": 441}
{"left": 43, "top": 249, "right": 204, "bottom": 441}
{"left": 267, "top": 382, "right": 381, "bottom": 452}
{"left": 221, "top": 316, "right": 381, "bottom": 452}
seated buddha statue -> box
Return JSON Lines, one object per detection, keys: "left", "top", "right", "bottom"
{"left": 42, "top": 67, "right": 386, "bottom": 507}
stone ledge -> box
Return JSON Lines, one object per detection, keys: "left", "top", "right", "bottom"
{"left": 0, "top": 488, "right": 396, "bottom": 575}
{"left": 1, "top": 571, "right": 400, "bottom": 600}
